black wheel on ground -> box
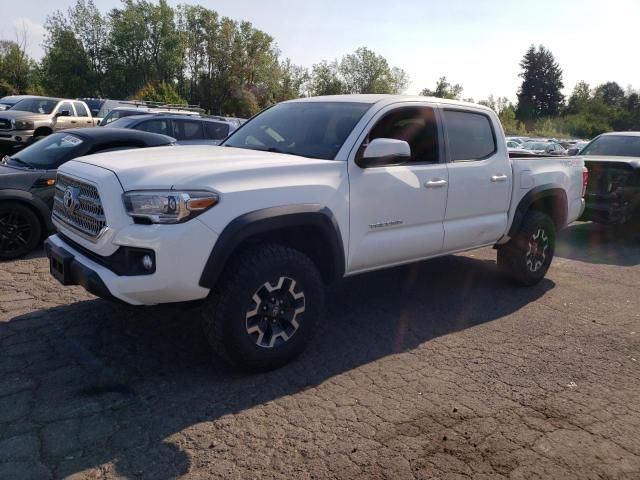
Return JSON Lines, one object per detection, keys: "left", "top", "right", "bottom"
{"left": 200, "top": 244, "right": 324, "bottom": 372}
{"left": 0, "top": 202, "right": 42, "bottom": 261}
{"left": 498, "top": 211, "right": 556, "bottom": 286}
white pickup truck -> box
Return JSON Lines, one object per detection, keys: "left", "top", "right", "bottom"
{"left": 45, "top": 95, "right": 587, "bottom": 371}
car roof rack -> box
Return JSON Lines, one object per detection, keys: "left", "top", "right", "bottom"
{"left": 117, "top": 100, "right": 205, "bottom": 113}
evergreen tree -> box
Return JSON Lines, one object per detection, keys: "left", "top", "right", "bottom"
{"left": 516, "top": 45, "right": 564, "bottom": 126}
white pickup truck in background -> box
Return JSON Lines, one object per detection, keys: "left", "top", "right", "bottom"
{"left": 44, "top": 95, "right": 587, "bottom": 371}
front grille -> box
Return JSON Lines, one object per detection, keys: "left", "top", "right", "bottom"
{"left": 52, "top": 173, "right": 107, "bottom": 239}
{"left": 0, "top": 118, "right": 11, "bottom": 130}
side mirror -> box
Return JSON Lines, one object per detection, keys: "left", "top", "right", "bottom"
{"left": 56, "top": 110, "right": 71, "bottom": 118}
{"left": 567, "top": 148, "right": 579, "bottom": 156}
{"left": 357, "top": 138, "right": 411, "bottom": 168}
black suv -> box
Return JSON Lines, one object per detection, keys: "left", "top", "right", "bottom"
{"left": 0, "top": 128, "right": 174, "bottom": 260}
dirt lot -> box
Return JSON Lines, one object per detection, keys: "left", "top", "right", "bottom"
{"left": 1, "top": 222, "right": 639, "bottom": 479}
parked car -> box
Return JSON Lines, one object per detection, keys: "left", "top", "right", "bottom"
{"left": 104, "top": 113, "right": 240, "bottom": 145}
{"left": 98, "top": 103, "right": 204, "bottom": 126}
{"left": 506, "top": 136, "right": 528, "bottom": 145}
{"left": 0, "top": 95, "right": 40, "bottom": 111}
{"left": 0, "top": 128, "right": 174, "bottom": 260}
{"left": 574, "top": 132, "right": 640, "bottom": 226}
{"left": 521, "top": 141, "right": 567, "bottom": 155}
{"left": 45, "top": 94, "right": 587, "bottom": 372}
{"left": 0, "top": 97, "right": 98, "bottom": 150}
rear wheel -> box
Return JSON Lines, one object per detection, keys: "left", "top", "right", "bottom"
{"left": 498, "top": 211, "right": 555, "bottom": 286}
{"left": 0, "top": 202, "right": 42, "bottom": 260}
{"left": 200, "top": 244, "right": 324, "bottom": 372}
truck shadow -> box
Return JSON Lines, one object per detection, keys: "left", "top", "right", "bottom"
{"left": 556, "top": 222, "right": 640, "bottom": 266}
{"left": 2, "top": 254, "right": 553, "bottom": 478}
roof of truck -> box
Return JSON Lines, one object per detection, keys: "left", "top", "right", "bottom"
{"left": 284, "top": 94, "right": 493, "bottom": 112}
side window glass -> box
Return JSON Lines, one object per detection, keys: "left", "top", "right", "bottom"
{"left": 73, "top": 102, "right": 89, "bottom": 117}
{"left": 204, "top": 122, "right": 230, "bottom": 140}
{"left": 136, "top": 120, "right": 169, "bottom": 136}
{"left": 367, "top": 107, "right": 439, "bottom": 163}
{"left": 443, "top": 110, "right": 496, "bottom": 161}
{"left": 59, "top": 102, "right": 75, "bottom": 116}
{"left": 174, "top": 120, "right": 204, "bottom": 140}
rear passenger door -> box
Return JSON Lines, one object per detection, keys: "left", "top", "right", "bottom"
{"left": 53, "top": 101, "right": 77, "bottom": 131}
{"left": 171, "top": 119, "right": 205, "bottom": 145}
{"left": 73, "top": 102, "right": 94, "bottom": 127}
{"left": 441, "top": 108, "right": 512, "bottom": 252}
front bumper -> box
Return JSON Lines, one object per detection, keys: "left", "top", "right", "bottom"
{"left": 45, "top": 219, "right": 218, "bottom": 305}
{"left": 44, "top": 238, "right": 114, "bottom": 300}
{"left": 0, "top": 129, "right": 35, "bottom": 145}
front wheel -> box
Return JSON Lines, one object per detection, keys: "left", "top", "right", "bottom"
{"left": 498, "top": 211, "right": 556, "bottom": 286}
{"left": 0, "top": 202, "right": 42, "bottom": 261}
{"left": 200, "top": 244, "right": 324, "bottom": 372}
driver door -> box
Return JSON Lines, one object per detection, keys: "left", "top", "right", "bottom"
{"left": 347, "top": 103, "right": 449, "bottom": 273}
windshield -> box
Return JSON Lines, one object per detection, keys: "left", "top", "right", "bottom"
{"left": 581, "top": 135, "right": 640, "bottom": 157}
{"left": 8, "top": 133, "right": 86, "bottom": 169}
{"left": 10, "top": 98, "right": 58, "bottom": 114}
{"left": 222, "top": 102, "right": 371, "bottom": 160}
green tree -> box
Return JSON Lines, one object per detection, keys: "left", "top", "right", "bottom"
{"left": 516, "top": 45, "right": 565, "bottom": 126}
{"left": 594, "top": 81, "right": 626, "bottom": 109}
{"left": 421, "top": 76, "right": 463, "bottom": 99}
{"left": 566, "top": 81, "right": 591, "bottom": 114}
{"left": 133, "top": 80, "right": 186, "bottom": 104}
{"left": 40, "top": 30, "right": 94, "bottom": 98}
{"left": 0, "top": 40, "right": 39, "bottom": 94}
{"left": 308, "top": 60, "right": 344, "bottom": 96}
{"left": 339, "top": 47, "right": 408, "bottom": 94}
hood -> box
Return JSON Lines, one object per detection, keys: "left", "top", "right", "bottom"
{"left": 0, "top": 164, "right": 42, "bottom": 190}
{"left": 0, "top": 110, "right": 50, "bottom": 121}
{"left": 67, "top": 145, "right": 337, "bottom": 191}
{"left": 582, "top": 155, "right": 640, "bottom": 169}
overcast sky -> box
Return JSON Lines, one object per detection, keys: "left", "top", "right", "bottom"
{"left": 1, "top": 0, "right": 639, "bottom": 102}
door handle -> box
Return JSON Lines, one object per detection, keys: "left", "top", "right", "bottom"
{"left": 71, "top": 121, "right": 77, "bottom": 124}
{"left": 491, "top": 174, "right": 508, "bottom": 182}
{"left": 425, "top": 179, "right": 447, "bottom": 188}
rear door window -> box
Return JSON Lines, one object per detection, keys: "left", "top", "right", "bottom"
{"left": 443, "top": 110, "right": 496, "bottom": 161}
{"left": 173, "top": 120, "right": 204, "bottom": 140}
{"left": 73, "top": 102, "right": 89, "bottom": 117}
{"left": 135, "top": 119, "right": 169, "bottom": 136}
{"left": 204, "top": 122, "right": 230, "bottom": 140}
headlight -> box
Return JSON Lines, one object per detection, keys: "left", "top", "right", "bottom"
{"left": 123, "top": 191, "right": 219, "bottom": 224}
{"left": 12, "top": 119, "right": 34, "bottom": 130}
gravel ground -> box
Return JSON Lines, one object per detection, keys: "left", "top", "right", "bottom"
{"left": 0, "top": 222, "right": 639, "bottom": 479}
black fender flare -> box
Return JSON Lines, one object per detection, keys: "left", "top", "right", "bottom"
{"left": 0, "top": 189, "right": 55, "bottom": 232}
{"left": 199, "top": 204, "right": 345, "bottom": 289}
{"left": 508, "top": 185, "right": 568, "bottom": 237}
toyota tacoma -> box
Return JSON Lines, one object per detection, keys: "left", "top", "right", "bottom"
{"left": 44, "top": 95, "right": 587, "bottom": 371}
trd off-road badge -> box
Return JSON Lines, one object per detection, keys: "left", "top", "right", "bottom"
{"left": 63, "top": 186, "right": 81, "bottom": 215}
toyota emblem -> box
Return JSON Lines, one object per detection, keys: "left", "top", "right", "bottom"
{"left": 63, "top": 186, "right": 80, "bottom": 215}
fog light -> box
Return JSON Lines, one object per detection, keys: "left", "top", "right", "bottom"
{"left": 15, "top": 136, "right": 22, "bottom": 142}
{"left": 142, "top": 254, "right": 154, "bottom": 271}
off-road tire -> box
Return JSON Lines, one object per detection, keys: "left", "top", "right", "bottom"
{"left": 200, "top": 244, "right": 324, "bottom": 372}
{"left": 498, "top": 211, "right": 556, "bottom": 286}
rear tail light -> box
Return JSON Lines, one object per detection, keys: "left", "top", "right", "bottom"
{"left": 582, "top": 166, "right": 589, "bottom": 197}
